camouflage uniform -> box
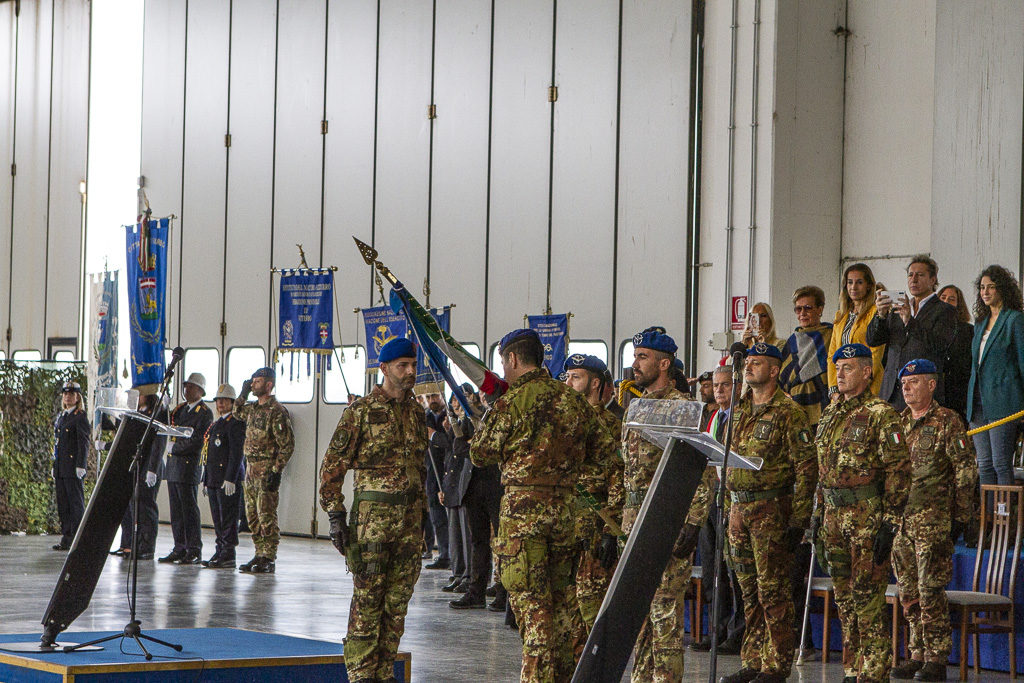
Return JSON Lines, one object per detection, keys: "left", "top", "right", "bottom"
{"left": 471, "top": 368, "right": 615, "bottom": 683}
{"left": 815, "top": 392, "right": 910, "bottom": 683}
{"left": 892, "top": 402, "right": 978, "bottom": 665}
{"left": 319, "top": 385, "right": 428, "bottom": 683}
{"left": 726, "top": 387, "right": 817, "bottom": 678}
{"left": 574, "top": 403, "right": 624, "bottom": 632}
{"left": 622, "top": 385, "right": 715, "bottom": 683}
{"left": 233, "top": 395, "right": 294, "bottom": 561}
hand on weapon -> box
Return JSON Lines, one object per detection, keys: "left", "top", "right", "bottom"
{"left": 266, "top": 469, "right": 282, "bottom": 493}
{"left": 329, "top": 512, "right": 348, "bottom": 555}
{"left": 872, "top": 521, "right": 896, "bottom": 566}
{"left": 597, "top": 533, "right": 619, "bottom": 570}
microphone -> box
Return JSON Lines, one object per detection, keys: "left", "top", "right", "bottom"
{"left": 729, "top": 341, "right": 747, "bottom": 366}
{"left": 164, "top": 346, "right": 185, "bottom": 380}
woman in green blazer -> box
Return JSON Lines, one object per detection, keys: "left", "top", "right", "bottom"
{"left": 966, "top": 264, "right": 1024, "bottom": 486}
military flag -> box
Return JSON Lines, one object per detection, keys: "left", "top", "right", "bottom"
{"left": 276, "top": 268, "right": 334, "bottom": 377}
{"left": 528, "top": 313, "right": 570, "bottom": 379}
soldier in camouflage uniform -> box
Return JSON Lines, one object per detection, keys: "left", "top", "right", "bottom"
{"left": 890, "top": 359, "right": 978, "bottom": 682}
{"left": 812, "top": 343, "right": 910, "bottom": 683}
{"left": 471, "top": 329, "right": 614, "bottom": 683}
{"left": 319, "top": 338, "right": 428, "bottom": 683}
{"left": 561, "top": 353, "right": 624, "bottom": 634}
{"left": 233, "top": 367, "right": 294, "bottom": 574}
{"left": 720, "top": 343, "right": 817, "bottom": 683}
{"left": 622, "top": 327, "right": 715, "bottom": 683}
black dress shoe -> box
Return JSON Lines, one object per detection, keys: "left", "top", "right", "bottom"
{"left": 239, "top": 557, "right": 260, "bottom": 572}
{"left": 914, "top": 662, "right": 947, "bottom": 681}
{"left": 449, "top": 593, "right": 486, "bottom": 609}
{"left": 173, "top": 552, "right": 201, "bottom": 565}
{"left": 205, "top": 557, "right": 236, "bottom": 569}
{"left": 487, "top": 596, "right": 506, "bottom": 612}
{"left": 453, "top": 579, "right": 469, "bottom": 594}
{"left": 891, "top": 660, "right": 923, "bottom": 679}
{"left": 485, "top": 584, "right": 498, "bottom": 597}
{"left": 424, "top": 558, "right": 450, "bottom": 570}
{"left": 718, "top": 667, "right": 759, "bottom": 683}
{"left": 158, "top": 551, "right": 184, "bottom": 563}
{"left": 110, "top": 548, "right": 130, "bottom": 556}
{"left": 52, "top": 543, "right": 70, "bottom": 551}
{"left": 250, "top": 557, "right": 275, "bottom": 573}
{"left": 441, "top": 578, "right": 460, "bottom": 592}
{"left": 751, "top": 673, "right": 786, "bottom": 683}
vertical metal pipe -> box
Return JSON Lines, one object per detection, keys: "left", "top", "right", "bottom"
{"left": 746, "top": 0, "right": 760, "bottom": 301}
{"left": 722, "top": 0, "right": 739, "bottom": 333}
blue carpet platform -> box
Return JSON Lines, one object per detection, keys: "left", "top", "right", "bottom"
{"left": 0, "top": 628, "right": 411, "bottom": 682}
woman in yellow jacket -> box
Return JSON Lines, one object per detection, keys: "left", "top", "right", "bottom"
{"left": 827, "top": 262, "right": 886, "bottom": 396}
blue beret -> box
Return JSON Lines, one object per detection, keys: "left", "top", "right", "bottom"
{"left": 632, "top": 327, "right": 678, "bottom": 355}
{"left": 831, "top": 343, "right": 872, "bottom": 364}
{"left": 379, "top": 337, "right": 417, "bottom": 363}
{"left": 898, "top": 358, "right": 937, "bottom": 379}
{"left": 251, "top": 367, "right": 276, "bottom": 381}
{"left": 499, "top": 328, "right": 540, "bottom": 353}
{"left": 746, "top": 341, "right": 782, "bottom": 360}
{"left": 562, "top": 354, "right": 608, "bottom": 376}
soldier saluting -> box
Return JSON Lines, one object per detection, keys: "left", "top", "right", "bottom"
{"left": 812, "top": 343, "right": 910, "bottom": 683}
{"left": 890, "top": 359, "right": 978, "bottom": 682}
{"left": 319, "top": 337, "right": 428, "bottom": 683}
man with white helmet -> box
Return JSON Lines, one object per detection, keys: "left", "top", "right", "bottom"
{"left": 201, "top": 383, "right": 247, "bottom": 568}
{"left": 160, "top": 372, "right": 213, "bottom": 565}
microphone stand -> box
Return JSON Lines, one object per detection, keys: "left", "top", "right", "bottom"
{"left": 707, "top": 353, "right": 744, "bottom": 683}
{"left": 64, "top": 366, "right": 184, "bottom": 659}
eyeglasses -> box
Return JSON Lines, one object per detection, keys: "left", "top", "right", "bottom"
{"left": 793, "top": 305, "right": 818, "bottom": 313}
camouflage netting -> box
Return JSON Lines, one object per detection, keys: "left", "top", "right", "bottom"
{"left": 0, "top": 361, "right": 95, "bottom": 534}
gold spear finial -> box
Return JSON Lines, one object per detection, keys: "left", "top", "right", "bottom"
{"left": 353, "top": 237, "right": 378, "bottom": 266}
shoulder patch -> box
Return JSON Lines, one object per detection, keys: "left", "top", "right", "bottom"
{"left": 888, "top": 431, "right": 903, "bottom": 447}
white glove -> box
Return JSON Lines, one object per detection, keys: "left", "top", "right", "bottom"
{"left": 75, "top": 467, "right": 86, "bottom": 479}
{"left": 145, "top": 471, "right": 157, "bottom": 487}
{"left": 223, "top": 480, "right": 236, "bottom": 497}
{"left": 202, "top": 486, "right": 209, "bottom": 497}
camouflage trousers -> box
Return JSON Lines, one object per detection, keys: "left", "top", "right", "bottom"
{"left": 892, "top": 524, "right": 953, "bottom": 663}
{"left": 728, "top": 495, "right": 796, "bottom": 677}
{"left": 244, "top": 469, "right": 279, "bottom": 560}
{"left": 344, "top": 498, "right": 423, "bottom": 682}
{"left": 495, "top": 489, "right": 583, "bottom": 683}
{"left": 575, "top": 511, "right": 615, "bottom": 633}
{"left": 821, "top": 497, "right": 891, "bottom": 683}
{"left": 623, "top": 504, "right": 690, "bottom": 683}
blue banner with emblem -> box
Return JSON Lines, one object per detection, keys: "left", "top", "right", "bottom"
{"left": 277, "top": 269, "right": 334, "bottom": 362}
{"left": 361, "top": 305, "right": 408, "bottom": 372}
{"left": 414, "top": 306, "right": 450, "bottom": 391}
{"left": 528, "top": 313, "right": 570, "bottom": 379}
{"left": 125, "top": 217, "right": 169, "bottom": 390}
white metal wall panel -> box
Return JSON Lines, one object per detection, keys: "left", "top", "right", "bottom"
{"left": 487, "top": 0, "right": 553, "bottom": 342}
{"left": 178, "top": 0, "right": 230, "bottom": 351}
{"left": 44, "top": 0, "right": 90, "bottom": 342}
{"left": 140, "top": 0, "right": 186, "bottom": 343}
{"left": 0, "top": 4, "right": 17, "bottom": 349}
{"left": 841, "top": 0, "right": 935, "bottom": 289}
{"left": 322, "top": 0, "right": 377, "bottom": 344}
{"left": 10, "top": 0, "right": 52, "bottom": 353}
{"left": 272, "top": 0, "right": 328, "bottom": 537}
{"left": 430, "top": 0, "right": 491, "bottom": 345}
{"left": 549, "top": 0, "right": 617, "bottom": 344}
{"left": 373, "top": 0, "right": 432, "bottom": 288}
{"left": 931, "top": 0, "right": 1024, "bottom": 288}
{"left": 223, "top": 0, "right": 276, "bottom": 355}
{"left": 616, "top": 0, "right": 689, "bottom": 347}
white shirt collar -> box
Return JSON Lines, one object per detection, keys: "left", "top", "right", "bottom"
{"left": 912, "top": 292, "right": 936, "bottom": 317}
{"left": 187, "top": 399, "right": 202, "bottom": 411}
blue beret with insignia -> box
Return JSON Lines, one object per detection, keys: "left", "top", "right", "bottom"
{"left": 562, "top": 353, "right": 608, "bottom": 376}
{"left": 379, "top": 337, "right": 417, "bottom": 363}
{"left": 251, "top": 366, "right": 276, "bottom": 381}
{"left": 632, "top": 326, "right": 678, "bottom": 355}
{"left": 746, "top": 341, "right": 782, "bottom": 360}
{"left": 498, "top": 328, "right": 540, "bottom": 353}
{"left": 831, "top": 343, "right": 872, "bottom": 364}
{"left": 898, "top": 358, "right": 937, "bottom": 379}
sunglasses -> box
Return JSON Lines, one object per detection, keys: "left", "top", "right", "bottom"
{"left": 793, "top": 305, "right": 818, "bottom": 313}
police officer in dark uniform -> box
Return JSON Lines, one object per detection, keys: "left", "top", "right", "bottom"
{"left": 52, "top": 381, "right": 91, "bottom": 550}
{"left": 201, "top": 383, "right": 247, "bottom": 568}
{"left": 160, "top": 372, "right": 213, "bottom": 565}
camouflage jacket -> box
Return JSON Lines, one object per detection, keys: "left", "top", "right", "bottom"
{"left": 470, "top": 368, "right": 613, "bottom": 489}
{"left": 815, "top": 390, "right": 910, "bottom": 527}
{"left": 577, "top": 403, "right": 625, "bottom": 531}
{"left": 727, "top": 386, "right": 818, "bottom": 528}
{"left": 900, "top": 401, "right": 978, "bottom": 526}
{"left": 232, "top": 396, "right": 294, "bottom": 472}
{"left": 622, "top": 384, "right": 712, "bottom": 527}
{"left": 318, "top": 385, "right": 428, "bottom": 514}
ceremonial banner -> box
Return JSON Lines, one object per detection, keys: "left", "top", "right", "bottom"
{"left": 125, "top": 218, "right": 168, "bottom": 390}
{"left": 528, "top": 313, "right": 569, "bottom": 379}
{"left": 276, "top": 269, "right": 334, "bottom": 376}
{"left": 413, "top": 306, "right": 450, "bottom": 393}
{"left": 361, "top": 305, "right": 407, "bottom": 372}
{"left": 89, "top": 270, "right": 118, "bottom": 390}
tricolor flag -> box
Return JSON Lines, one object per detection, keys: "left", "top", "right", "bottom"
{"left": 388, "top": 280, "right": 507, "bottom": 414}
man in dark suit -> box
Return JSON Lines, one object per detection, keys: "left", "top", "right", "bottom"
{"left": 438, "top": 401, "right": 475, "bottom": 596}
{"left": 866, "top": 255, "right": 959, "bottom": 412}
{"left": 132, "top": 389, "right": 167, "bottom": 560}
{"left": 160, "top": 372, "right": 213, "bottom": 565}
{"left": 202, "top": 383, "right": 247, "bottom": 568}
{"left": 421, "top": 392, "right": 450, "bottom": 570}
{"left": 52, "top": 381, "right": 91, "bottom": 550}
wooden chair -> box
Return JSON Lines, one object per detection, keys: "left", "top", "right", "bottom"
{"left": 809, "top": 576, "right": 845, "bottom": 664}
{"left": 947, "top": 484, "right": 1022, "bottom": 681}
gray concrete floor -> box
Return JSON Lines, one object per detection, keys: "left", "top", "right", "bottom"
{"left": 0, "top": 529, "right": 1011, "bottom": 681}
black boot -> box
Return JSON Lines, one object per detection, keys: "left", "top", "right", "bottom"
{"left": 718, "top": 667, "right": 759, "bottom": 683}
{"left": 914, "top": 662, "right": 947, "bottom": 681}
{"left": 449, "top": 592, "right": 486, "bottom": 609}
{"left": 238, "top": 556, "right": 260, "bottom": 572}
{"left": 891, "top": 659, "right": 923, "bottom": 679}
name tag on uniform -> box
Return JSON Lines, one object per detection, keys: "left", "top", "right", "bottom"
{"left": 753, "top": 419, "right": 774, "bottom": 440}
{"left": 917, "top": 425, "right": 936, "bottom": 450}
{"left": 367, "top": 409, "right": 388, "bottom": 425}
